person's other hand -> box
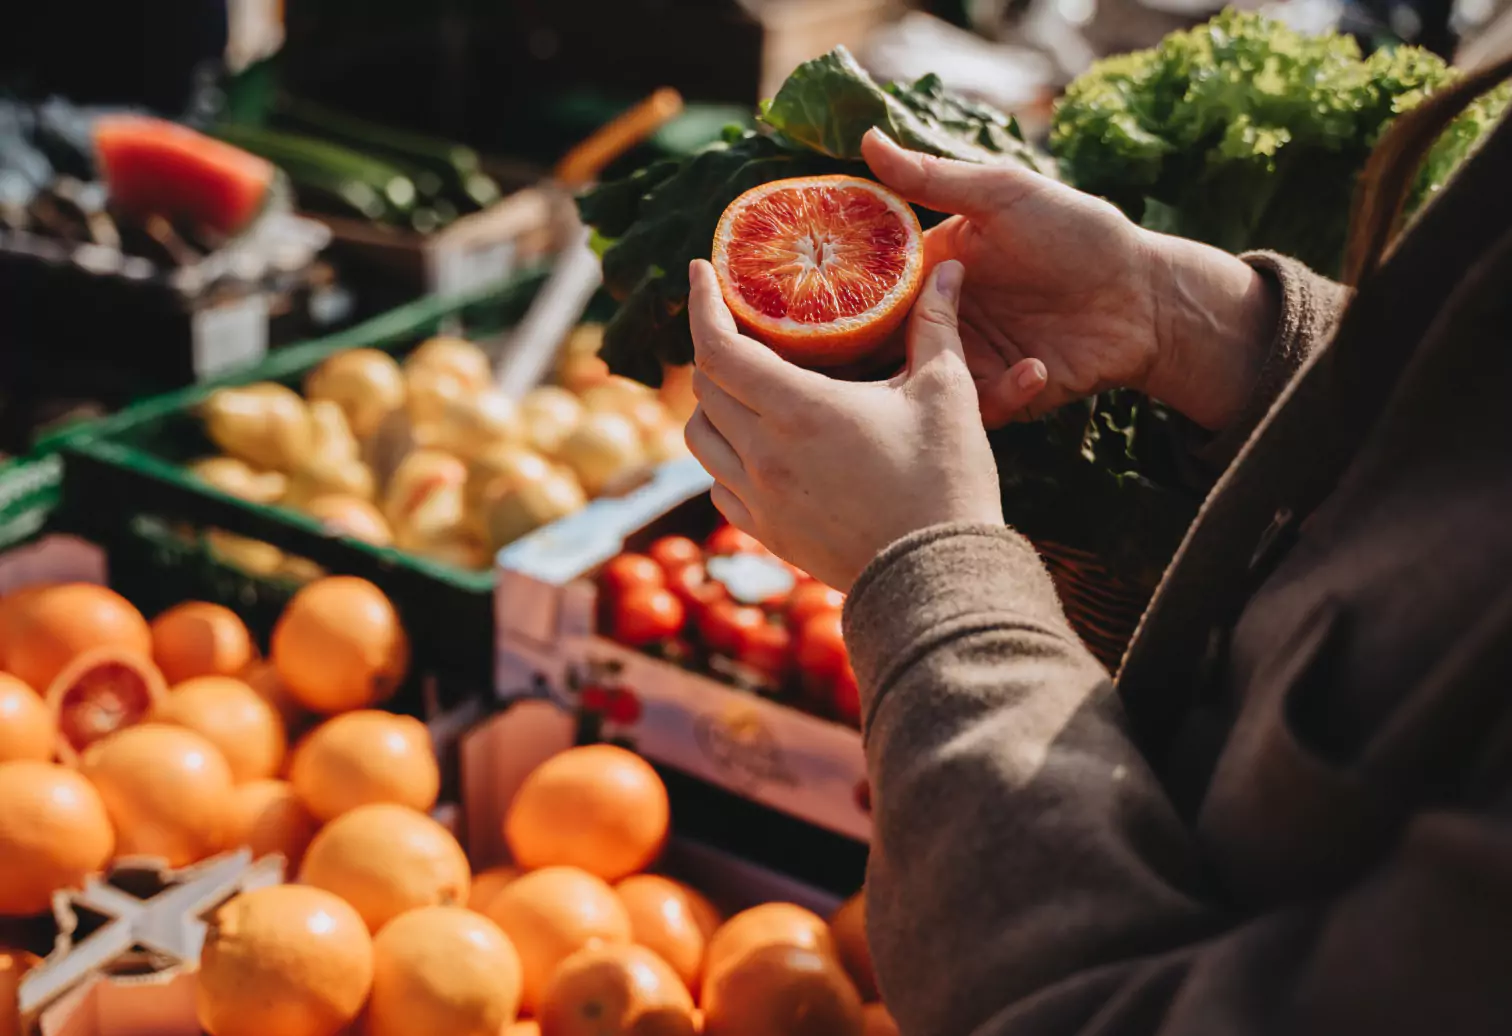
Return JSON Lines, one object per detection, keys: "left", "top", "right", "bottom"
{"left": 863, "top": 130, "right": 1277, "bottom": 430}
{"left": 684, "top": 258, "right": 1004, "bottom": 593}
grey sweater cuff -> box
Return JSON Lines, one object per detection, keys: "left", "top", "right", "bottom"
{"left": 842, "top": 523, "right": 1081, "bottom": 733}
{"left": 1186, "top": 251, "right": 1350, "bottom": 473}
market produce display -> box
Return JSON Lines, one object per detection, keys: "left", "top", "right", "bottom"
{"left": 581, "top": 12, "right": 1512, "bottom": 668}
{"left": 1, "top": 99, "right": 306, "bottom": 269}
{"left": 711, "top": 175, "right": 924, "bottom": 370}
{"left": 596, "top": 527, "right": 861, "bottom": 728}
{"left": 0, "top": 575, "right": 419, "bottom": 910}
{"left": 191, "top": 327, "right": 690, "bottom": 576}
{"left": 1052, "top": 10, "right": 1512, "bottom": 277}
{"left": 2, "top": 727, "right": 888, "bottom": 1036}
{"left": 215, "top": 98, "right": 505, "bottom": 234}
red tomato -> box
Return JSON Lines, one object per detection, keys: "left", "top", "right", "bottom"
{"left": 698, "top": 600, "right": 765, "bottom": 656}
{"left": 666, "top": 561, "right": 730, "bottom": 619}
{"left": 599, "top": 553, "right": 665, "bottom": 598}
{"left": 795, "top": 611, "right": 849, "bottom": 692}
{"left": 705, "top": 525, "right": 764, "bottom": 557}
{"left": 786, "top": 582, "right": 845, "bottom": 629}
{"left": 648, "top": 536, "right": 703, "bottom": 574}
{"left": 734, "top": 619, "right": 793, "bottom": 681}
{"left": 611, "top": 586, "right": 686, "bottom": 647}
{"left": 832, "top": 661, "right": 861, "bottom": 727}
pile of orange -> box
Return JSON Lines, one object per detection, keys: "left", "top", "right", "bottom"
{"left": 195, "top": 740, "right": 891, "bottom": 1036}
{"left": 0, "top": 577, "right": 894, "bottom": 1036}
{"left": 0, "top": 574, "right": 423, "bottom": 912}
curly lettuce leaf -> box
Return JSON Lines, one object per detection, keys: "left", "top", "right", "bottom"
{"left": 1051, "top": 10, "right": 1508, "bottom": 276}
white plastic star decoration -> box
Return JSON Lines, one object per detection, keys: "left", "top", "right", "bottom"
{"left": 18, "top": 848, "right": 285, "bottom": 1024}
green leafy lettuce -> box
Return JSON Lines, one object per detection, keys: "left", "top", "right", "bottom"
{"left": 576, "top": 46, "right": 1052, "bottom": 386}
{"left": 1051, "top": 9, "right": 1511, "bottom": 276}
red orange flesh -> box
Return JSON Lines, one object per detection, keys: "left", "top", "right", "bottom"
{"left": 711, "top": 176, "right": 923, "bottom": 368}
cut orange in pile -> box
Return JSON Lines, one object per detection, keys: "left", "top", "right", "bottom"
{"left": 711, "top": 175, "right": 924, "bottom": 369}
{"left": 47, "top": 647, "right": 167, "bottom": 763}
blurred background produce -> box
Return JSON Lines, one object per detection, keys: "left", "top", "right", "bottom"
{"left": 189, "top": 322, "right": 691, "bottom": 577}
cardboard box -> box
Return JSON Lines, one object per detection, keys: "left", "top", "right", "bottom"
{"left": 494, "top": 458, "right": 871, "bottom": 845}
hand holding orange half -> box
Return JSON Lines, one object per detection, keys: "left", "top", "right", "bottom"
{"left": 859, "top": 130, "right": 1280, "bottom": 432}
{"left": 684, "top": 257, "right": 1005, "bottom": 594}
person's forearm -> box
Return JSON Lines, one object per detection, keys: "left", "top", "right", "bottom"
{"left": 1139, "top": 232, "right": 1281, "bottom": 432}
{"left": 844, "top": 523, "right": 1219, "bottom": 1035}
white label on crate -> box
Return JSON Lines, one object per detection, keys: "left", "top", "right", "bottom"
{"left": 551, "top": 639, "right": 872, "bottom": 843}
{"left": 192, "top": 294, "right": 270, "bottom": 380}
{"left": 429, "top": 239, "right": 517, "bottom": 300}
{"left": 0, "top": 535, "right": 107, "bottom": 596}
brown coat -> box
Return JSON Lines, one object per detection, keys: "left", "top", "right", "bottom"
{"left": 842, "top": 110, "right": 1512, "bottom": 1033}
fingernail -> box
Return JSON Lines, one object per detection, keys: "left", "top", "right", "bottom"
{"left": 689, "top": 258, "right": 700, "bottom": 282}
{"left": 1017, "top": 359, "right": 1046, "bottom": 391}
{"left": 933, "top": 261, "right": 963, "bottom": 303}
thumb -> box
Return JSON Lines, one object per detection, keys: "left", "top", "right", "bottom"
{"left": 905, "top": 260, "right": 968, "bottom": 378}
{"left": 863, "top": 129, "right": 1026, "bottom": 219}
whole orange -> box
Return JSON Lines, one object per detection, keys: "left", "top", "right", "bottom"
{"left": 225, "top": 779, "right": 321, "bottom": 871}
{"left": 79, "top": 723, "right": 233, "bottom": 867}
{"left": 539, "top": 943, "right": 697, "bottom": 1036}
{"left": 701, "top": 904, "right": 834, "bottom": 1004}
{"left": 701, "top": 943, "right": 863, "bottom": 1036}
{"left": 0, "top": 674, "right": 55, "bottom": 763}
{"left": 861, "top": 1003, "right": 900, "bottom": 1036}
{"left": 149, "top": 602, "right": 256, "bottom": 686}
{"left": 483, "top": 866, "right": 633, "bottom": 1015}
{"left": 365, "top": 906, "right": 523, "bottom": 1036}
{"left": 271, "top": 577, "right": 409, "bottom": 713}
{"left": 0, "top": 761, "right": 113, "bottom": 916}
{"left": 3, "top": 584, "right": 151, "bottom": 694}
{"left": 615, "top": 874, "right": 722, "bottom": 992}
{"left": 507, "top": 1022, "right": 542, "bottom": 1036}
{"left": 299, "top": 803, "right": 470, "bottom": 933}
{"left": 154, "top": 676, "right": 286, "bottom": 783}
{"left": 828, "top": 893, "right": 878, "bottom": 1001}
{"left": 504, "top": 745, "right": 669, "bottom": 883}
{"left": 468, "top": 864, "right": 522, "bottom": 913}
{"left": 198, "top": 885, "right": 373, "bottom": 1036}
{"left": 288, "top": 710, "right": 439, "bottom": 822}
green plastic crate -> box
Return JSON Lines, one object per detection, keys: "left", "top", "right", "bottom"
{"left": 55, "top": 268, "right": 612, "bottom": 719}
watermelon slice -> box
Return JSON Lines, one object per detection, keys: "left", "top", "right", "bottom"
{"left": 93, "top": 115, "right": 274, "bottom": 237}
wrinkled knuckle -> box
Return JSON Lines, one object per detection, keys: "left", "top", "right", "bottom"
{"left": 694, "top": 338, "right": 730, "bottom": 380}
{"left": 914, "top": 301, "right": 957, "bottom": 332}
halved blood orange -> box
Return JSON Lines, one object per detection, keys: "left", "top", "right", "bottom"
{"left": 46, "top": 647, "right": 168, "bottom": 763}
{"left": 711, "top": 176, "right": 924, "bottom": 369}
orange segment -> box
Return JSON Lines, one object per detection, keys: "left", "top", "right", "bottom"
{"left": 711, "top": 176, "right": 924, "bottom": 368}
